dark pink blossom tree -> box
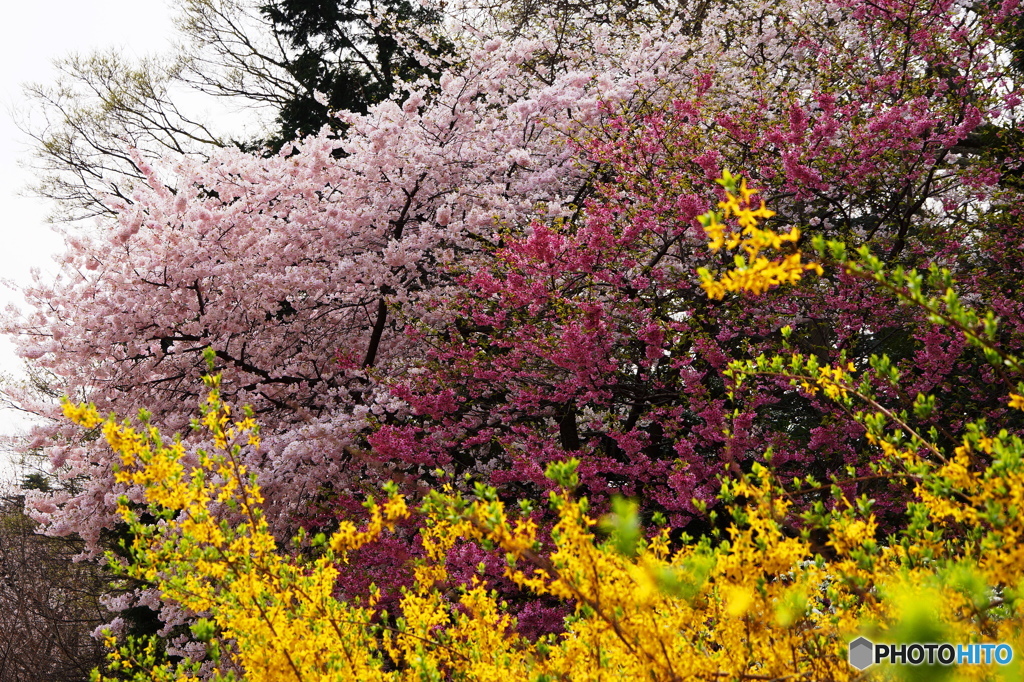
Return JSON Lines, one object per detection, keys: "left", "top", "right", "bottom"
{"left": 384, "top": 0, "right": 1024, "bottom": 535}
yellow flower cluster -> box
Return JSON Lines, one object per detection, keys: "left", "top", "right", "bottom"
{"left": 74, "top": 370, "right": 1024, "bottom": 682}
{"left": 81, "top": 379, "right": 864, "bottom": 682}
{"left": 696, "top": 171, "right": 823, "bottom": 299}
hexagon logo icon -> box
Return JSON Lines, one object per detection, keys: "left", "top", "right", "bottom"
{"left": 849, "top": 637, "right": 874, "bottom": 670}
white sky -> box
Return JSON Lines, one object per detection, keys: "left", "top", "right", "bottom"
{"left": 0, "top": 1, "right": 180, "bottom": 481}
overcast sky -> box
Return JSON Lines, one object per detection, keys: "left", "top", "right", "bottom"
{"left": 0, "top": 0, "right": 180, "bottom": 480}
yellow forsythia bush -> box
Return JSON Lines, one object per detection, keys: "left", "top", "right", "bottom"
{"left": 68, "top": 370, "right": 1024, "bottom": 681}
{"left": 71, "top": 368, "right": 1024, "bottom": 680}
{"left": 70, "top": 175, "right": 1024, "bottom": 681}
